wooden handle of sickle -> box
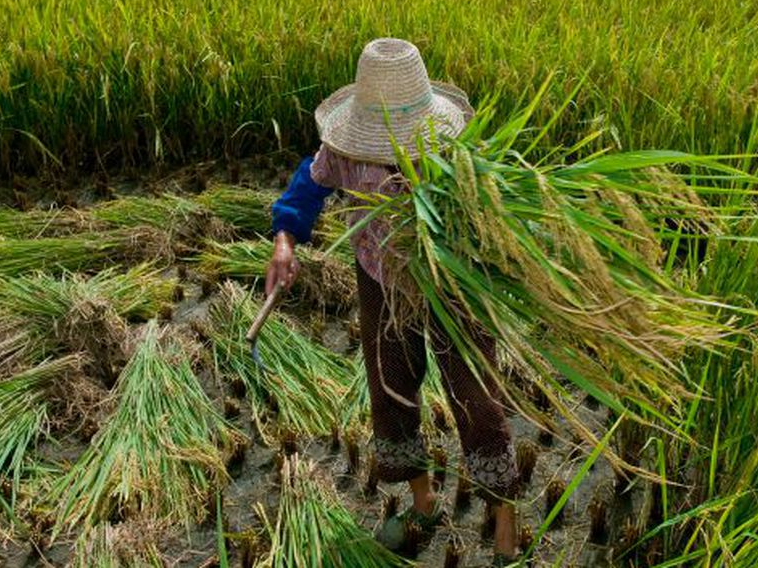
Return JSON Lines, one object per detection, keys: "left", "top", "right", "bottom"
{"left": 245, "top": 281, "right": 283, "bottom": 345}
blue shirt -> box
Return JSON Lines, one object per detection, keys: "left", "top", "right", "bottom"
{"left": 271, "top": 157, "right": 335, "bottom": 243}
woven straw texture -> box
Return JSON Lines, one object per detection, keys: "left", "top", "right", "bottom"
{"left": 315, "top": 38, "right": 474, "bottom": 164}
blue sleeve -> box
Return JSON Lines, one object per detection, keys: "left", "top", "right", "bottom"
{"left": 271, "top": 157, "right": 336, "bottom": 244}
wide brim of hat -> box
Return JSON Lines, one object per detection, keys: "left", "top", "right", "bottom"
{"left": 315, "top": 81, "right": 474, "bottom": 165}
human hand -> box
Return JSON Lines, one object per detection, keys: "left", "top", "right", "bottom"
{"left": 265, "top": 231, "right": 299, "bottom": 296}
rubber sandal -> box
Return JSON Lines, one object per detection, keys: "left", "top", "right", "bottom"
{"left": 375, "top": 499, "right": 445, "bottom": 551}
{"left": 492, "top": 552, "right": 518, "bottom": 567}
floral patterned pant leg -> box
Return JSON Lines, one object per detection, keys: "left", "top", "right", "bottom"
{"left": 428, "top": 318, "right": 519, "bottom": 501}
{"left": 357, "top": 262, "right": 430, "bottom": 482}
{"left": 356, "top": 263, "right": 518, "bottom": 500}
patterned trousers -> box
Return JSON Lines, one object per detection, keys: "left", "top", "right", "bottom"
{"left": 357, "top": 262, "right": 518, "bottom": 501}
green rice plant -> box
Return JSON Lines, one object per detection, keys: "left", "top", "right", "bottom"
{"left": 0, "top": 356, "right": 82, "bottom": 507}
{"left": 634, "top": 171, "right": 758, "bottom": 566}
{"left": 1, "top": 0, "right": 756, "bottom": 176}
{"left": 261, "top": 454, "right": 411, "bottom": 568}
{"left": 48, "top": 320, "right": 241, "bottom": 535}
{"left": 0, "top": 227, "right": 172, "bottom": 277}
{"left": 197, "top": 239, "right": 355, "bottom": 312}
{"left": 208, "top": 281, "right": 352, "bottom": 439}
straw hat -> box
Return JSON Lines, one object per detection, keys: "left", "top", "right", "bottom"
{"left": 315, "top": 38, "right": 474, "bottom": 164}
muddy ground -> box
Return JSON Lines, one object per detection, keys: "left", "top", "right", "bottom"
{"left": 0, "top": 160, "right": 645, "bottom": 567}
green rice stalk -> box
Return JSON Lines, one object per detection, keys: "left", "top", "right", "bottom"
{"left": 0, "top": 356, "right": 82, "bottom": 507}
{"left": 197, "top": 239, "right": 355, "bottom": 312}
{"left": 2, "top": 0, "right": 756, "bottom": 175}
{"left": 0, "top": 263, "right": 177, "bottom": 324}
{"left": 91, "top": 193, "right": 234, "bottom": 252}
{"left": 638, "top": 180, "right": 758, "bottom": 565}
{"left": 262, "top": 455, "right": 411, "bottom": 568}
{"left": 341, "top": 346, "right": 452, "bottom": 433}
{"left": 0, "top": 206, "right": 103, "bottom": 239}
{"left": 208, "top": 281, "right": 352, "bottom": 439}
{"left": 339, "top": 353, "right": 372, "bottom": 430}
{"left": 196, "top": 185, "right": 278, "bottom": 237}
{"left": 0, "top": 227, "right": 172, "bottom": 277}
{"left": 48, "top": 320, "right": 241, "bottom": 535}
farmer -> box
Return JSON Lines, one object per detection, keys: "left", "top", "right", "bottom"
{"left": 266, "top": 38, "right": 519, "bottom": 565}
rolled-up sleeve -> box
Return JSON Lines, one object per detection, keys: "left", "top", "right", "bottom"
{"left": 271, "top": 155, "right": 336, "bottom": 244}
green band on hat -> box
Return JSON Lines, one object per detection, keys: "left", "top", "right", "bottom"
{"left": 363, "top": 92, "right": 433, "bottom": 115}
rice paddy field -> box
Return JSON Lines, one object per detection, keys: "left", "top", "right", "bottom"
{"left": 2, "top": 0, "right": 758, "bottom": 567}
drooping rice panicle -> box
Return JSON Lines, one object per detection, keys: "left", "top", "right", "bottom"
{"left": 0, "top": 227, "right": 172, "bottom": 277}
{"left": 208, "top": 281, "right": 352, "bottom": 439}
{"left": 263, "top": 455, "right": 411, "bottom": 568}
{"left": 197, "top": 239, "right": 355, "bottom": 312}
{"left": 48, "top": 320, "right": 241, "bottom": 535}
{"left": 0, "top": 356, "right": 82, "bottom": 507}
{"left": 340, "top": 90, "right": 757, "bottom": 460}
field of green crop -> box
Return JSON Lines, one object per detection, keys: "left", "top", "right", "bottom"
{"left": 1, "top": 0, "right": 757, "bottom": 177}
{"left": 2, "top": 1, "right": 758, "bottom": 567}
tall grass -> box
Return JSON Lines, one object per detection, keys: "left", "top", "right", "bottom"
{"left": 1, "top": 0, "right": 756, "bottom": 176}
